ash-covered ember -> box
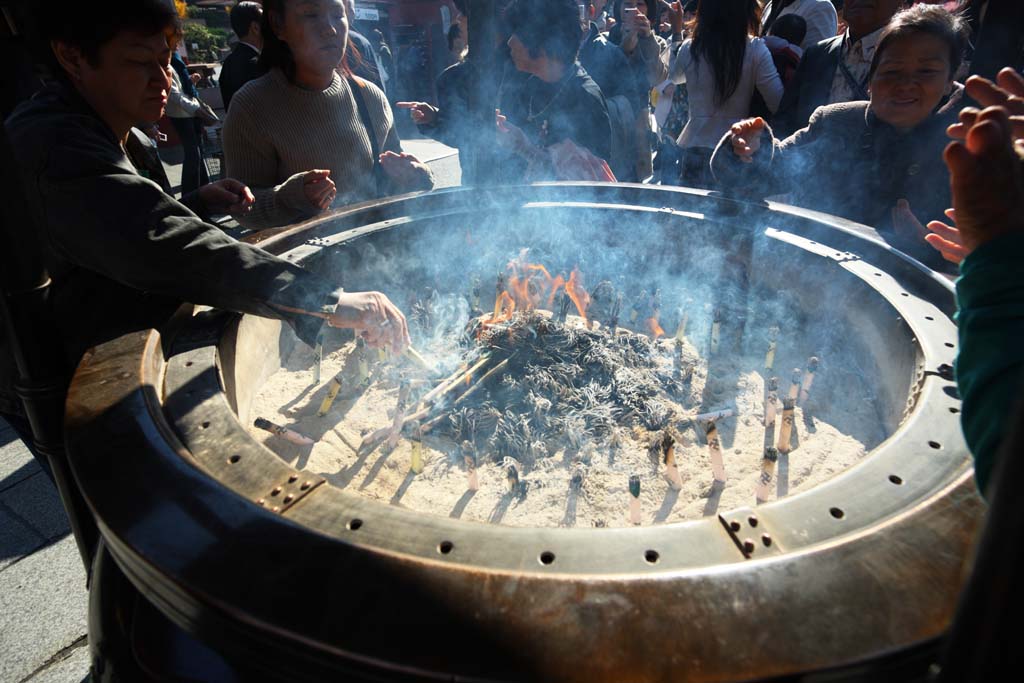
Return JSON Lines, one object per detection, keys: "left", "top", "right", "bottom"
{"left": 439, "top": 311, "right": 693, "bottom": 466}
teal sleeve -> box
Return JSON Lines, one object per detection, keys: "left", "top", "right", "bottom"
{"left": 954, "top": 231, "right": 1024, "bottom": 497}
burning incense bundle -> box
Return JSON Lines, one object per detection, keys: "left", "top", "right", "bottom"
{"left": 506, "top": 461, "right": 520, "bottom": 494}
{"left": 463, "top": 441, "right": 479, "bottom": 491}
{"left": 402, "top": 346, "right": 434, "bottom": 373}
{"left": 661, "top": 432, "right": 683, "bottom": 490}
{"left": 570, "top": 466, "right": 585, "bottom": 492}
{"left": 386, "top": 380, "right": 412, "bottom": 449}
{"left": 629, "top": 290, "right": 647, "bottom": 323}
{"left": 607, "top": 293, "right": 622, "bottom": 333}
{"left": 764, "top": 377, "right": 779, "bottom": 427}
{"left": 470, "top": 276, "right": 481, "bottom": 312}
{"left": 674, "top": 300, "right": 690, "bottom": 341}
{"left": 765, "top": 326, "right": 779, "bottom": 371}
{"left": 556, "top": 290, "right": 571, "bottom": 323}
{"left": 710, "top": 308, "right": 722, "bottom": 355}
{"left": 787, "top": 368, "right": 802, "bottom": 402}
{"left": 756, "top": 446, "right": 779, "bottom": 503}
{"left": 493, "top": 273, "right": 506, "bottom": 319}
{"left": 254, "top": 417, "right": 314, "bottom": 447}
{"left": 777, "top": 397, "right": 796, "bottom": 454}
{"left": 628, "top": 474, "right": 642, "bottom": 525}
{"left": 318, "top": 338, "right": 371, "bottom": 417}
{"left": 409, "top": 422, "right": 425, "bottom": 473}
{"left": 705, "top": 420, "right": 727, "bottom": 482}
{"left": 799, "top": 356, "right": 819, "bottom": 405}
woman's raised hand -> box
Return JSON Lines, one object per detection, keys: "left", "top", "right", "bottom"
{"left": 949, "top": 68, "right": 1024, "bottom": 142}
{"left": 395, "top": 101, "right": 439, "bottom": 125}
{"left": 730, "top": 117, "right": 767, "bottom": 163}
{"left": 302, "top": 169, "right": 336, "bottom": 211}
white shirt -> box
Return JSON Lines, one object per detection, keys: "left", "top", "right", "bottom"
{"left": 762, "top": 0, "right": 839, "bottom": 49}
{"left": 668, "top": 37, "right": 784, "bottom": 149}
{"left": 827, "top": 26, "right": 884, "bottom": 104}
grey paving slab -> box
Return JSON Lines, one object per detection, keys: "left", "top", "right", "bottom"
{"left": 22, "top": 640, "right": 90, "bottom": 683}
{"left": 0, "top": 421, "right": 40, "bottom": 489}
{"left": 0, "top": 472, "right": 70, "bottom": 542}
{"left": 0, "top": 505, "right": 44, "bottom": 571}
{"left": 0, "top": 535, "right": 88, "bottom": 683}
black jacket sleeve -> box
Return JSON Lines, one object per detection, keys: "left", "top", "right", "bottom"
{"left": 34, "top": 123, "right": 340, "bottom": 345}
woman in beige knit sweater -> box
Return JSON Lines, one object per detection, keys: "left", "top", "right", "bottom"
{"left": 223, "top": 0, "right": 433, "bottom": 230}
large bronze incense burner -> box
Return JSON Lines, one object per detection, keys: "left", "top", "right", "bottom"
{"left": 65, "top": 184, "right": 984, "bottom": 682}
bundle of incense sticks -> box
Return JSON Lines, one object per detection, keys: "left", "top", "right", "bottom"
{"left": 463, "top": 441, "right": 479, "bottom": 491}
{"left": 661, "top": 432, "right": 683, "bottom": 490}
{"left": 628, "top": 474, "right": 642, "bottom": 525}
{"left": 409, "top": 421, "right": 424, "bottom": 474}
{"left": 254, "top": 417, "right": 314, "bottom": 447}
{"left": 799, "top": 356, "right": 819, "bottom": 405}
{"left": 705, "top": 420, "right": 727, "bottom": 482}
{"left": 756, "top": 446, "right": 779, "bottom": 503}
{"left": 710, "top": 308, "right": 722, "bottom": 354}
{"left": 777, "top": 397, "right": 796, "bottom": 454}
{"left": 765, "top": 326, "right": 779, "bottom": 371}
{"left": 764, "top": 377, "right": 779, "bottom": 427}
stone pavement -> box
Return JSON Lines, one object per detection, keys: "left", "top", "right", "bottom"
{"left": 0, "top": 140, "right": 460, "bottom": 682}
{"left": 0, "top": 419, "right": 88, "bottom": 683}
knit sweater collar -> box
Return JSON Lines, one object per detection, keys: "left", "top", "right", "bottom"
{"left": 269, "top": 67, "right": 345, "bottom": 97}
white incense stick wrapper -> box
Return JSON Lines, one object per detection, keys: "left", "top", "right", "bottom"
{"left": 777, "top": 398, "right": 796, "bottom": 454}
{"left": 628, "top": 475, "right": 641, "bottom": 525}
{"left": 705, "top": 421, "right": 727, "bottom": 482}
{"left": 695, "top": 406, "right": 736, "bottom": 422}
{"left": 756, "top": 447, "right": 779, "bottom": 503}
{"left": 253, "top": 417, "right": 314, "bottom": 447}
{"left": 799, "top": 356, "right": 819, "bottom": 405}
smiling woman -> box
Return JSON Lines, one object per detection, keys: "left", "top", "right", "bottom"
{"left": 222, "top": 0, "right": 434, "bottom": 230}
{"left": 708, "top": 4, "right": 969, "bottom": 271}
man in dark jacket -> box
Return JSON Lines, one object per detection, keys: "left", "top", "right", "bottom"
{"left": 1, "top": 0, "right": 409, "bottom": 472}
{"left": 497, "top": 0, "right": 612, "bottom": 179}
{"left": 219, "top": 1, "right": 265, "bottom": 111}
{"left": 772, "top": 0, "right": 902, "bottom": 137}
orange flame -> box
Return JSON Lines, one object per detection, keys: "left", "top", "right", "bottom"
{"left": 565, "top": 267, "right": 591, "bottom": 327}
{"left": 645, "top": 316, "right": 665, "bottom": 339}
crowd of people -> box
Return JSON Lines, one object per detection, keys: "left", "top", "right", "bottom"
{"left": 0, "top": 0, "right": 1022, "bottom": 503}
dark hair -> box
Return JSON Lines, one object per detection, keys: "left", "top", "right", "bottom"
{"left": 769, "top": 14, "right": 806, "bottom": 46}
{"left": 689, "top": 0, "right": 762, "bottom": 105}
{"left": 452, "top": 0, "right": 468, "bottom": 16}
{"left": 38, "top": 0, "right": 180, "bottom": 71}
{"left": 867, "top": 4, "right": 969, "bottom": 82}
{"left": 612, "top": 0, "right": 659, "bottom": 26}
{"left": 506, "top": 0, "right": 583, "bottom": 65}
{"left": 230, "top": 2, "right": 263, "bottom": 40}
{"left": 259, "top": 0, "right": 358, "bottom": 82}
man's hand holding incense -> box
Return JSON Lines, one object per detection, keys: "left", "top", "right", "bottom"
{"left": 328, "top": 291, "right": 411, "bottom": 355}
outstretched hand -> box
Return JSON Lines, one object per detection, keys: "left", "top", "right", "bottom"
{"left": 730, "top": 117, "right": 766, "bottom": 163}
{"left": 328, "top": 291, "right": 410, "bottom": 355}
{"left": 948, "top": 68, "right": 1024, "bottom": 142}
{"left": 200, "top": 178, "right": 255, "bottom": 215}
{"left": 659, "top": 0, "right": 685, "bottom": 36}
{"left": 395, "top": 101, "right": 439, "bottom": 126}
{"left": 937, "top": 105, "right": 1024, "bottom": 255}
{"left": 302, "top": 169, "right": 336, "bottom": 211}
{"left": 548, "top": 139, "right": 617, "bottom": 182}
{"left": 925, "top": 209, "right": 970, "bottom": 264}
{"left": 379, "top": 150, "right": 429, "bottom": 188}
